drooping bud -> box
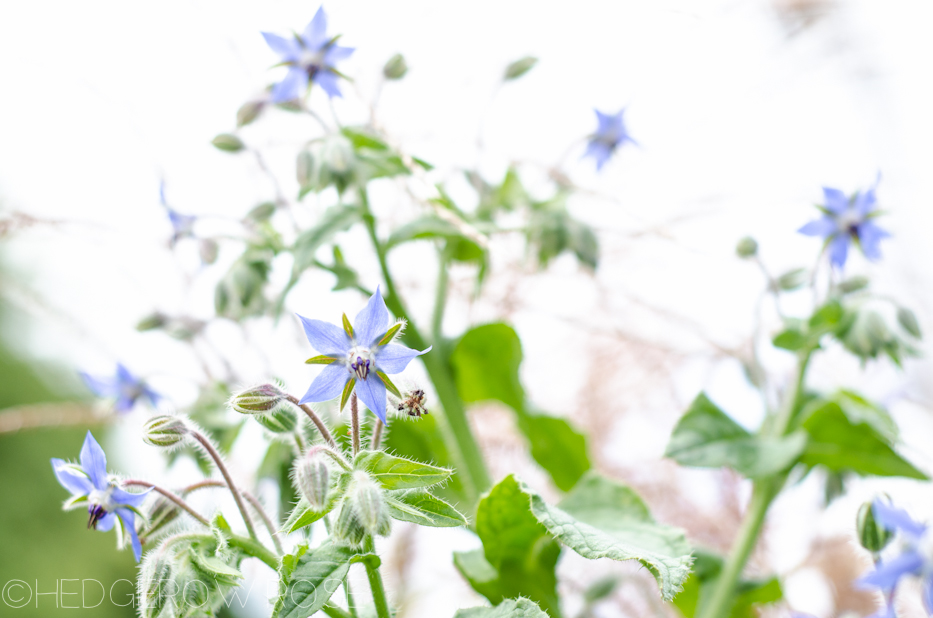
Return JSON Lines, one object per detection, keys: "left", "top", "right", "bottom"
{"left": 333, "top": 499, "right": 367, "bottom": 547}
{"left": 143, "top": 415, "right": 189, "bottom": 448}
{"left": 211, "top": 133, "right": 244, "bottom": 153}
{"left": 775, "top": 268, "right": 807, "bottom": 292}
{"left": 138, "top": 551, "right": 177, "bottom": 618}
{"left": 735, "top": 236, "right": 758, "bottom": 259}
{"left": 383, "top": 53, "right": 408, "bottom": 80}
{"left": 254, "top": 407, "right": 298, "bottom": 434}
{"left": 857, "top": 499, "right": 894, "bottom": 553}
{"left": 236, "top": 100, "right": 265, "bottom": 127}
{"left": 229, "top": 383, "right": 286, "bottom": 415}
{"left": 295, "top": 448, "right": 330, "bottom": 510}
{"left": 350, "top": 471, "right": 390, "bottom": 537}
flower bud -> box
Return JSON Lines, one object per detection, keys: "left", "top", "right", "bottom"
{"left": 837, "top": 276, "right": 869, "bottom": 294}
{"left": 735, "top": 236, "right": 758, "bottom": 259}
{"left": 350, "top": 471, "right": 390, "bottom": 537}
{"left": 504, "top": 56, "right": 538, "bottom": 80}
{"left": 383, "top": 53, "right": 408, "bottom": 80}
{"left": 138, "top": 551, "right": 176, "bottom": 618}
{"left": 211, "top": 133, "right": 244, "bottom": 153}
{"left": 857, "top": 500, "right": 894, "bottom": 553}
{"left": 139, "top": 495, "right": 181, "bottom": 540}
{"left": 143, "top": 415, "right": 189, "bottom": 448}
{"left": 136, "top": 312, "right": 167, "bottom": 332}
{"left": 199, "top": 238, "right": 219, "bottom": 265}
{"left": 229, "top": 383, "right": 286, "bottom": 415}
{"left": 254, "top": 407, "right": 298, "bottom": 434}
{"left": 295, "top": 449, "right": 330, "bottom": 509}
{"left": 333, "top": 500, "right": 367, "bottom": 547}
{"left": 236, "top": 100, "right": 265, "bottom": 127}
{"left": 775, "top": 268, "right": 807, "bottom": 292}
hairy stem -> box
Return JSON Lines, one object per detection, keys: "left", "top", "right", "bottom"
{"left": 189, "top": 430, "right": 259, "bottom": 542}
{"left": 359, "top": 188, "right": 490, "bottom": 503}
{"left": 242, "top": 491, "right": 284, "bottom": 555}
{"left": 350, "top": 393, "right": 361, "bottom": 455}
{"left": 363, "top": 538, "right": 391, "bottom": 618}
{"left": 123, "top": 480, "right": 210, "bottom": 527}
{"left": 285, "top": 394, "right": 339, "bottom": 449}
{"left": 370, "top": 419, "right": 384, "bottom": 451}
{"left": 227, "top": 533, "right": 279, "bottom": 570}
{"left": 697, "top": 349, "right": 812, "bottom": 618}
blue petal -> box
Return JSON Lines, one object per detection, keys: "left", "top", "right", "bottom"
{"left": 116, "top": 508, "right": 142, "bottom": 562}
{"left": 81, "top": 372, "right": 117, "bottom": 398}
{"left": 353, "top": 287, "right": 391, "bottom": 348}
{"left": 798, "top": 217, "right": 837, "bottom": 238}
{"left": 262, "top": 32, "right": 300, "bottom": 61}
{"left": 355, "top": 376, "right": 387, "bottom": 424}
{"left": 95, "top": 511, "right": 116, "bottom": 532}
{"left": 873, "top": 499, "right": 926, "bottom": 538}
{"left": 115, "top": 363, "right": 136, "bottom": 386}
{"left": 583, "top": 140, "right": 613, "bottom": 171}
{"left": 80, "top": 431, "right": 108, "bottom": 490}
{"left": 299, "top": 362, "right": 351, "bottom": 404}
{"left": 51, "top": 458, "right": 92, "bottom": 495}
{"left": 822, "top": 187, "right": 850, "bottom": 215}
{"left": 828, "top": 234, "right": 850, "bottom": 269}
{"left": 594, "top": 109, "right": 614, "bottom": 135}
{"left": 324, "top": 45, "right": 355, "bottom": 65}
{"left": 297, "top": 314, "right": 351, "bottom": 356}
{"left": 857, "top": 550, "right": 924, "bottom": 590}
{"left": 857, "top": 221, "right": 890, "bottom": 261}
{"left": 271, "top": 67, "right": 308, "bottom": 103}
{"left": 111, "top": 486, "right": 152, "bottom": 509}
{"left": 314, "top": 71, "right": 343, "bottom": 99}
{"left": 302, "top": 7, "right": 329, "bottom": 50}
{"left": 924, "top": 575, "right": 933, "bottom": 614}
{"left": 114, "top": 394, "right": 136, "bottom": 414}
{"left": 375, "top": 343, "right": 431, "bottom": 374}
{"left": 854, "top": 187, "right": 878, "bottom": 216}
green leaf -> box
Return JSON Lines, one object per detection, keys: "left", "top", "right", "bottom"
{"left": 191, "top": 544, "right": 243, "bottom": 585}
{"left": 273, "top": 542, "right": 356, "bottom": 618}
{"left": 772, "top": 328, "right": 808, "bottom": 351}
{"left": 385, "top": 489, "right": 468, "bottom": 527}
{"left": 455, "top": 598, "right": 550, "bottom": 618}
{"left": 525, "top": 197, "right": 599, "bottom": 270}
{"left": 386, "top": 215, "right": 470, "bottom": 249}
{"left": 283, "top": 472, "right": 351, "bottom": 532}
{"left": 504, "top": 56, "right": 539, "bottom": 80}
{"left": 353, "top": 450, "right": 451, "bottom": 489}
{"left": 534, "top": 473, "right": 693, "bottom": 601}
{"left": 673, "top": 550, "right": 782, "bottom": 618}
{"left": 832, "top": 390, "right": 898, "bottom": 443}
{"left": 809, "top": 300, "right": 845, "bottom": 332}
{"left": 665, "top": 393, "right": 806, "bottom": 478}
{"left": 212, "top": 133, "right": 244, "bottom": 152}
{"left": 451, "top": 323, "right": 525, "bottom": 411}
{"left": 774, "top": 268, "right": 807, "bottom": 291}
{"left": 383, "top": 414, "right": 467, "bottom": 506}
{"left": 517, "top": 412, "right": 590, "bottom": 492}
{"left": 800, "top": 401, "right": 927, "bottom": 479}
{"left": 290, "top": 204, "right": 361, "bottom": 277}
{"left": 897, "top": 306, "right": 922, "bottom": 339}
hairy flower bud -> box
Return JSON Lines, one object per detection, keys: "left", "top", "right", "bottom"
{"left": 143, "top": 415, "right": 189, "bottom": 448}
{"left": 296, "top": 449, "right": 330, "bottom": 509}
{"left": 383, "top": 53, "right": 408, "bottom": 80}
{"left": 229, "top": 383, "right": 286, "bottom": 415}
{"left": 139, "top": 495, "right": 181, "bottom": 541}
{"left": 138, "top": 551, "right": 176, "bottom": 618}
{"left": 735, "top": 236, "right": 758, "bottom": 259}
{"left": 254, "top": 408, "right": 298, "bottom": 434}
{"left": 351, "top": 471, "right": 390, "bottom": 537}
{"left": 857, "top": 500, "right": 895, "bottom": 553}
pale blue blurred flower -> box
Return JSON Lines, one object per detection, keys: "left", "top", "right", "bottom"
{"left": 297, "top": 287, "right": 430, "bottom": 423}
{"left": 51, "top": 431, "right": 150, "bottom": 561}
{"left": 262, "top": 7, "right": 355, "bottom": 102}
{"left": 583, "top": 108, "right": 636, "bottom": 171}
{"left": 81, "top": 363, "right": 161, "bottom": 413}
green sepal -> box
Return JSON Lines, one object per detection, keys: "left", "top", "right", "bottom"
{"left": 342, "top": 313, "right": 354, "bottom": 338}
{"left": 376, "top": 371, "right": 401, "bottom": 398}
{"left": 305, "top": 355, "right": 338, "bottom": 365}
{"left": 339, "top": 378, "right": 356, "bottom": 411}
{"left": 378, "top": 321, "right": 403, "bottom": 346}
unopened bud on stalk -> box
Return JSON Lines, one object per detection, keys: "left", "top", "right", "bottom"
{"left": 229, "top": 383, "right": 286, "bottom": 415}
{"left": 383, "top": 54, "right": 408, "bottom": 80}
{"left": 254, "top": 407, "right": 298, "bottom": 434}
{"left": 857, "top": 499, "right": 894, "bottom": 553}
{"left": 349, "top": 471, "right": 390, "bottom": 537}
{"left": 296, "top": 448, "right": 330, "bottom": 509}
{"left": 143, "top": 415, "right": 189, "bottom": 448}
{"left": 736, "top": 236, "right": 758, "bottom": 259}
{"left": 138, "top": 551, "right": 176, "bottom": 618}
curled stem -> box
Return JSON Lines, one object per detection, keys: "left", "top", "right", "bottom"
{"left": 123, "top": 479, "right": 210, "bottom": 527}
{"left": 189, "top": 430, "right": 259, "bottom": 542}
{"left": 285, "top": 394, "right": 339, "bottom": 450}
{"left": 350, "top": 393, "right": 361, "bottom": 456}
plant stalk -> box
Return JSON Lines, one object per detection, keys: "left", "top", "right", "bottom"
{"left": 123, "top": 480, "right": 210, "bottom": 527}
{"left": 363, "top": 538, "right": 391, "bottom": 618}
{"left": 350, "top": 392, "right": 361, "bottom": 455}
{"left": 190, "top": 430, "right": 260, "bottom": 542}
{"left": 285, "top": 394, "right": 339, "bottom": 449}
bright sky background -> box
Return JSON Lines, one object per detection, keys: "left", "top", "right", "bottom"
{"left": 2, "top": 1, "right": 933, "bottom": 616}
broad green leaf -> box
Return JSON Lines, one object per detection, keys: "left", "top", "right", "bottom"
{"left": 533, "top": 473, "right": 693, "bottom": 600}
{"left": 800, "top": 402, "right": 927, "bottom": 479}
{"left": 191, "top": 544, "right": 243, "bottom": 585}
{"left": 385, "top": 489, "right": 468, "bottom": 527}
{"left": 832, "top": 390, "right": 898, "bottom": 443}
{"left": 524, "top": 194, "right": 599, "bottom": 270}
{"left": 386, "top": 215, "right": 466, "bottom": 249}
{"left": 290, "top": 204, "right": 361, "bottom": 276}
{"left": 517, "top": 412, "right": 590, "bottom": 492}
{"left": 673, "top": 550, "right": 782, "bottom": 618}
{"left": 353, "top": 450, "right": 451, "bottom": 489}
{"left": 665, "top": 393, "right": 806, "bottom": 479}
{"left": 451, "top": 323, "right": 525, "bottom": 411}
{"left": 383, "top": 413, "right": 467, "bottom": 506}
{"left": 772, "top": 328, "right": 807, "bottom": 351}
{"left": 897, "top": 306, "right": 922, "bottom": 339}
{"left": 453, "top": 549, "right": 502, "bottom": 601}
{"left": 273, "top": 542, "right": 356, "bottom": 618}
{"left": 455, "top": 598, "right": 550, "bottom": 618}
{"left": 283, "top": 472, "right": 351, "bottom": 532}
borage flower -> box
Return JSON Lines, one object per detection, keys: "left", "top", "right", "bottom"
{"left": 161, "top": 182, "right": 196, "bottom": 247}
{"left": 298, "top": 287, "right": 430, "bottom": 423}
{"left": 858, "top": 499, "right": 933, "bottom": 613}
{"left": 81, "top": 363, "right": 161, "bottom": 413}
{"left": 583, "top": 108, "right": 637, "bottom": 171}
{"left": 51, "top": 431, "right": 150, "bottom": 561}
{"left": 262, "top": 7, "right": 354, "bottom": 102}
{"left": 798, "top": 180, "right": 890, "bottom": 269}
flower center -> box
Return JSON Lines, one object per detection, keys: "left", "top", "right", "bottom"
{"left": 87, "top": 487, "right": 115, "bottom": 530}
{"left": 299, "top": 48, "right": 327, "bottom": 75}
{"left": 347, "top": 346, "right": 375, "bottom": 380}
{"left": 835, "top": 209, "right": 863, "bottom": 237}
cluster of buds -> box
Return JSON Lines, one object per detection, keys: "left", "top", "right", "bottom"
{"left": 334, "top": 471, "right": 391, "bottom": 546}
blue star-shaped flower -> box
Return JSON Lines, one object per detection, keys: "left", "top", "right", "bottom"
{"left": 798, "top": 181, "right": 890, "bottom": 269}
{"left": 583, "top": 108, "right": 636, "bottom": 171}
{"left": 297, "top": 288, "right": 430, "bottom": 423}
{"left": 160, "top": 181, "right": 196, "bottom": 247}
{"left": 51, "top": 432, "right": 150, "bottom": 561}
{"left": 858, "top": 499, "right": 933, "bottom": 614}
{"left": 81, "top": 363, "right": 161, "bottom": 414}
{"left": 261, "top": 7, "right": 355, "bottom": 102}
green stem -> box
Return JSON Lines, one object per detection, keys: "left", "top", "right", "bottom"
{"left": 697, "top": 349, "right": 812, "bottom": 618}
{"left": 227, "top": 533, "right": 279, "bottom": 570}
{"left": 362, "top": 538, "right": 391, "bottom": 618}
{"left": 350, "top": 392, "right": 361, "bottom": 456}
{"left": 190, "top": 430, "right": 260, "bottom": 543}
{"left": 359, "top": 188, "right": 491, "bottom": 503}
{"left": 432, "top": 245, "right": 452, "bottom": 347}
{"left": 323, "top": 604, "right": 354, "bottom": 618}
